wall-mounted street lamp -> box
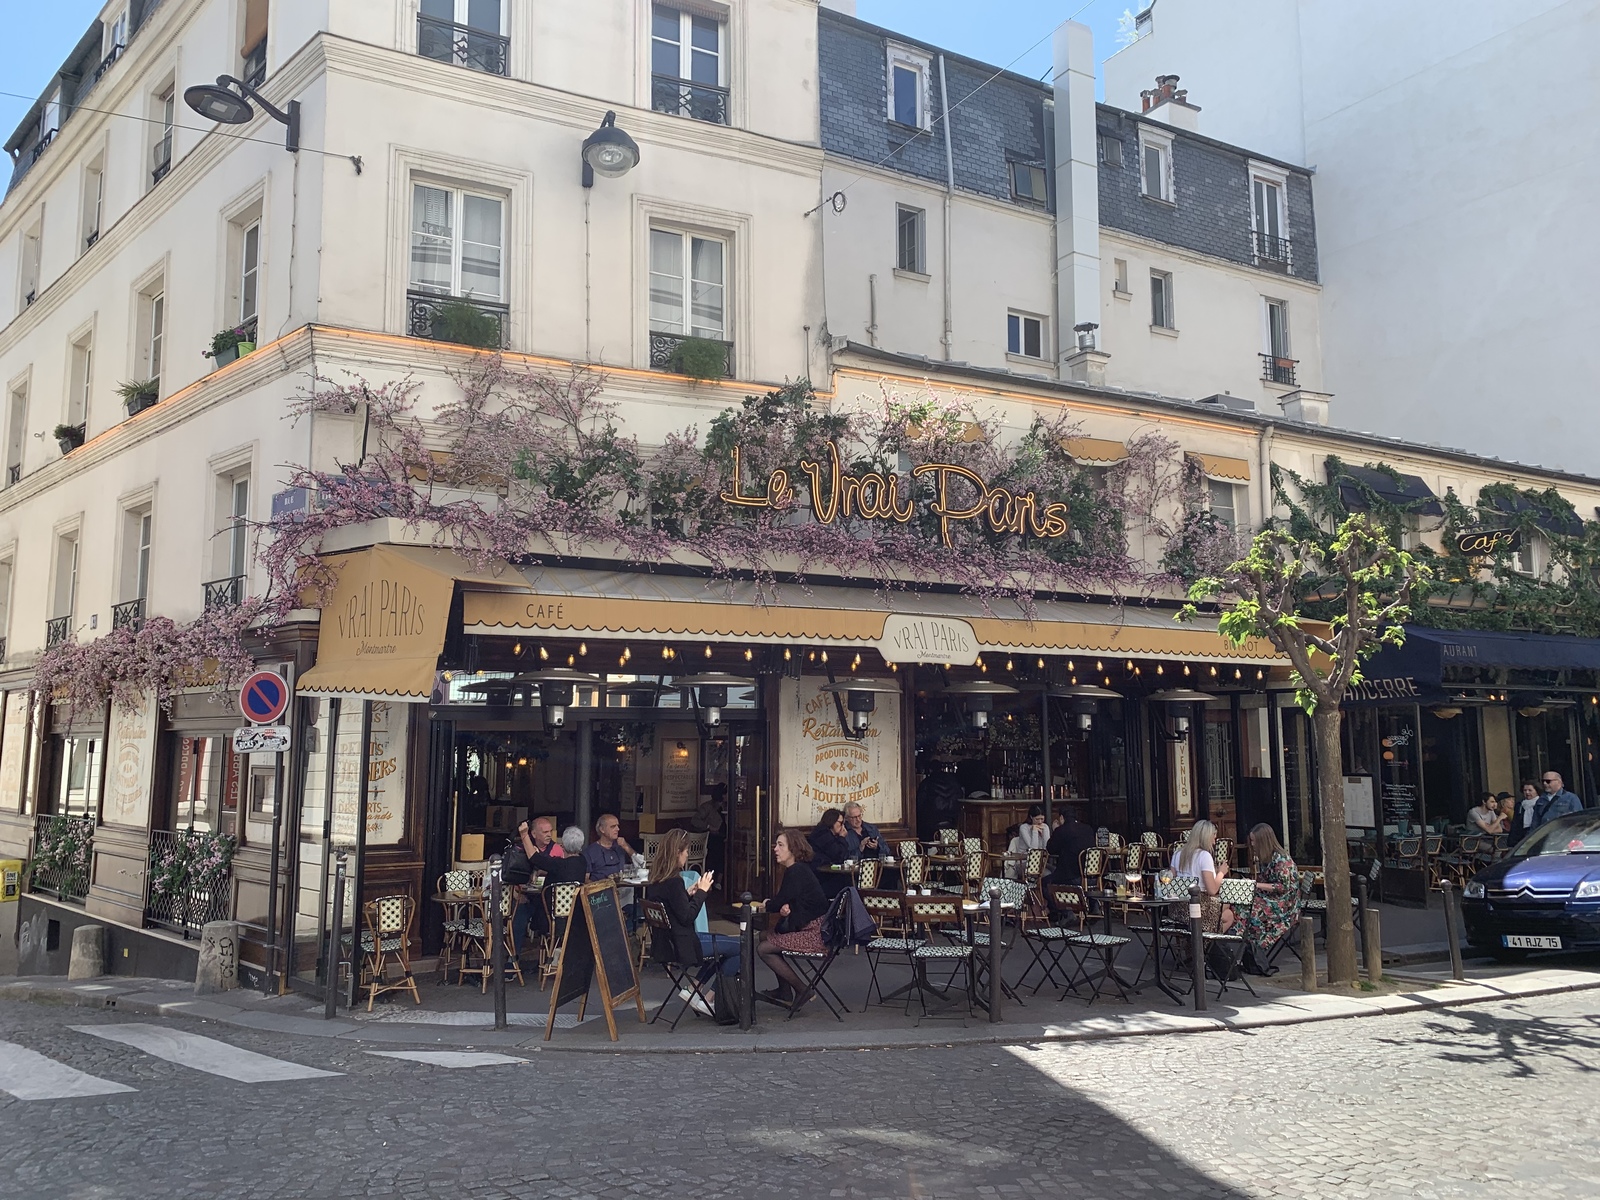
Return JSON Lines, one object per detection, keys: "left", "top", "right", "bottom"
{"left": 943, "top": 679, "right": 1019, "bottom": 732}
{"left": 1149, "top": 687, "right": 1212, "bottom": 742}
{"left": 818, "top": 677, "right": 903, "bottom": 741}
{"left": 1051, "top": 683, "right": 1121, "bottom": 734}
{"left": 675, "top": 673, "right": 754, "bottom": 734}
{"left": 581, "top": 110, "right": 640, "bottom": 187}
{"left": 183, "top": 74, "right": 300, "bottom": 152}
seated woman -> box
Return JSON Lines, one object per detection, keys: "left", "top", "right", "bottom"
{"left": 1238, "top": 824, "right": 1299, "bottom": 974}
{"left": 1005, "top": 805, "right": 1051, "bottom": 878}
{"left": 1467, "top": 793, "right": 1504, "bottom": 835}
{"left": 515, "top": 826, "right": 588, "bottom": 953}
{"left": 644, "top": 828, "right": 738, "bottom": 1017}
{"left": 1168, "top": 819, "right": 1232, "bottom": 933}
{"left": 756, "top": 829, "right": 830, "bottom": 1011}
{"left": 807, "top": 808, "right": 851, "bottom": 897}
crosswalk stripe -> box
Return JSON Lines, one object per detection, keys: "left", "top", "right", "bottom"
{"left": 366, "top": 1050, "right": 525, "bottom": 1069}
{"left": 0, "top": 1039, "right": 136, "bottom": 1101}
{"left": 71, "top": 1024, "right": 341, "bottom": 1083}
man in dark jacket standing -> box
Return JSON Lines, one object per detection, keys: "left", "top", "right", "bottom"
{"left": 1531, "top": 771, "right": 1584, "bottom": 830}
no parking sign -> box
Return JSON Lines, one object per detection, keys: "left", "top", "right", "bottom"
{"left": 238, "top": 670, "right": 291, "bottom": 725}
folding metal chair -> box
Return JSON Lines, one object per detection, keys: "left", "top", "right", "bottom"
{"left": 781, "top": 890, "right": 853, "bottom": 1021}
{"left": 1202, "top": 877, "right": 1257, "bottom": 999}
{"left": 859, "top": 889, "right": 922, "bottom": 1007}
{"left": 642, "top": 899, "right": 725, "bottom": 1030}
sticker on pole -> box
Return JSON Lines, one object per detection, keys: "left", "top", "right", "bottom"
{"left": 234, "top": 725, "right": 291, "bottom": 753}
{"left": 239, "top": 670, "right": 291, "bottom": 725}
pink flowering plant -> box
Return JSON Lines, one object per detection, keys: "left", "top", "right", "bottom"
{"left": 148, "top": 830, "right": 237, "bottom": 901}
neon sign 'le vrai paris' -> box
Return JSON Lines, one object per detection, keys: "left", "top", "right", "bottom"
{"left": 719, "top": 443, "right": 1070, "bottom": 549}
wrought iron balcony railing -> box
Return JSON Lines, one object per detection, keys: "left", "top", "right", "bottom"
{"left": 417, "top": 14, "right": 510, "bottom": 76}
{"left": 1261, "top": 353, "right": 1298, "bottom": 387}
{"left": 651, "top": 75, "right": 730, "bottom": 125}
{"left": 1252, "top": 229, "right": 1293, "bottom": 270}
{"left": 151, "top": 134, "right": 172, "bottom": 186}
{"left": 6, "top": 464, "right": 21, "bottom": 487}
{"left": 405, "top": 290, "right": 510, "bottom": 348}
{"left": 203, "top": 575, "right": 245, "bottom": 610}
{"left": 45, "top": 615, "right": 71, "bottom": 649}
{"left": 30, "top": 813, "right": 94, "bottom": 904}
{"left": 649, "top": 331, "right": 734, "bottom": 379}
{"left": 145, "top": 828, "right": 233, "bottom": 938}
{"left": 112, "top": 598, "right": 145, "bottom": 631}
{"left": 93, "top": 43, "right": 125, "bottom": 84}
{"left": 30, "top": 128, "right": 57, "bottom": 164}
{"left": 243, "top": 40, "right": 267, "bottom": 88}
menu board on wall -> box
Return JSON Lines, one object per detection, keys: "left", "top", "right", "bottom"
{"left": 775, "top": 676, "right": 901, "bottom": 829}
{"left": 365, "top": 701, "right": 409, "bottom": 845}
{"left": 1379, "top": 719, "right": 1418, "bottom": 828}
{"left": 0, "top": 692, "right": 30, "bottom": 814}
{"left": 658, "top": 731, "right": 699, "bottom": 815}
{"left": 104, "top": 691, "right": 159, "bottom": 828}
{"left": 330, "top": 703, "right": 366, "bottom": 847}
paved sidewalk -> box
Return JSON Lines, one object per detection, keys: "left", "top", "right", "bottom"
{"left": 4, "top": 956, "right": 1595, "bottom": 1054}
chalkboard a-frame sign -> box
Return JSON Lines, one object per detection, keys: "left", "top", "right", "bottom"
{"left": 545, "top": 878, "right": 646, "bottom": 1041}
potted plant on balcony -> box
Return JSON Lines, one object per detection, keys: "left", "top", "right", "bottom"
{"left": 117, "top": 378, "right": 160, "bottom": 416}
{"left": 204, "top": 325, "right": 257, "bottom": 368}
{"left": 668, "top": 335, "right": 729, "bottom": 380}
{"left": 430, "top": 300, "right": 502, "bottom": 349}
{"left": 53, "top": 423, "right": 86, "bottom": 455}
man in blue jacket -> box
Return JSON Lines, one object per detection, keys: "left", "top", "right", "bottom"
{"left": 1531, "top": 771, "right": 1584, "bottom": 830}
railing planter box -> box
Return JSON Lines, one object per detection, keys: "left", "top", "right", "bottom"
{"left": 206, "top": 323, "right": 259, "bottom": 370}
{"left": 146, "top": 829, "right": 235, "bottom": 938}
{"left": 54, "top": 423, "right": 86, "bottom": 455}
{"left": 118, "top": 379, "right": 159, "bottom": 416}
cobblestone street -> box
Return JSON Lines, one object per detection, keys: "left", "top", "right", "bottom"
{"left": 0, "top": 989, "right": 1595, "bottom": 1199}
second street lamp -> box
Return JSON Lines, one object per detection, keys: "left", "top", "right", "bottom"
{"left": 183, "top": 74, "right": 301, "bottom": 153}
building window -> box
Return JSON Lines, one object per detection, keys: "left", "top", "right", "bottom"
{"left": 239, "top": 221, "right": 260, "bottom": 324}
{"left": 241, "top": 0, "right": 269, "bottom": 87}
{"left": 417, "top": 0, "right": 508, "bottom": 76}
{"left": 4, "top": 384, "right": 26, "bottom": 487}
{"left": 1251, "top": 168, "right": 1290, "bottom": 265}
{"left": 121, "top": 505, "right": 152, "bottom": 603}
{"left": 81, "top": 159, "right": 104, "bottom": 252}
{"left": 19, "top": 217, "right": 42, "bottom": 307}
{"left": 1139, "top": 131, "right": 1173, "bottom": 202}
{"left": 887, "top": 44, "right": 931, "bottom": 130}
{"left": 135, "top": 287, "right": 166, "bottom": 394}
{"left": 895, "top": 205, "right": 925, "bottom": 274}
{"left": 651, "top": 4, "right": 727, "bottom": 125}
{"left": 1007, "top": 312, "right": 1044, "bottom": 359}
{"left": 66, "top": 334, "right": 92, "bottom": 429}
{"left": 409, "top": 183, "right": 504, "bottom": 301}
{"left": 211, "top": 471, "right": 251, "bottom": 587}
{"left": 1112, "top": 258, "right": 1130, "bottom": 296}
{"left": 1265, "top": 299, "right": 1291, "bottom": 359}
{"left": 0, "top": 555, "right": 12, "bottom": 651}
{"left": 1150, "top": 270, "right": 1174, "bottom": 329}
{"left": 150, "top": 86, "right": 174, "bottom": 186}
{"left": 1512, "top": 535, "right": 1539, "bottom": 577}
{"left": 649, "top": 228, "right": 725, "bottom": 340}
{"left": 1208, "top": 479, "right": 1239, "bottom": 529}
{"left": 1009, "top": 160, "right": 1047, "bottom": 205}
{"left": 1098, "top": 134, "right": 1122, "bottom": 168}
{"left": 106, "top": 9, "right": 128, "bottom": 59}
{"left": 52, "top": 532, "right": 79, "bottom": 620}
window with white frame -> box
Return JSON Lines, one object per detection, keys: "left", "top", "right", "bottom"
{"left": 1512, "top": 535, "right": 1538, "bottom": 577}
{"left": 1250, "top": 164, "right": 1290, "bottom": 263}
{"left": 106, "top": 9, "right": 128, "bottom": 57}
{"left": 20, "top": 216, "right": 42, "bottom": 306}
{"left": 1150, "top": 270, "right": 1174, "bottom": 329}
{"left": 0, "top": 555, "right": 12, "bottom": 649}
{"left": 238, "top": 221, "right": 260, "bottom": 325}
{"left": 52, "top": 531, "right": 79, "bottom": 620}
{"left": 1112, "top": 257, "right": 1130, "bottom": 295}
{"left": 887, "top": 44, "right": 931, "bottom": 130}
{"left": 895, "top": 205, "right": 925, "bottom": 274}
{"left": 41, "top": 87, "right": 61, "bottom": 142}
{"left": 1265, "top": 298, "right": 1291, "bottom": 359}
{"left": 81, "top": 158, "right": 104, "bottom": 252}
{"left": 1139, "top": 128, "right": 1173, "bottom": 202}
{"left": 649, "top": 228, "right": 726, "bottom": 340}
{"left": 150, "top": 86, "right": 174, "bottom": 187}
{"left": 213, "top": 470, "right": 251, "bottom": 582}
{"left": 241, "top": 0, "right": 269, "bottom": 85}
{"left": 409, "top": 183, "right": 504, "bottom": 302}
{"left": 135, "top": 282, "right": 165, "bottom": 393}
{"left": 4, "top": 383, "right": 26, "bottom": 487}
{"left": 66, "top": 333, "right": 92, "bottom": 429}
{"left": 1007, "top": 311, "right": 1045, "bottom": 360}
{"left": 1009, "top": 160, "right": 1047, "bottom": 205}
{"left": 651, "top": 3, "right": 727, "bottom": 124}
{"left": 1208, "top": 479, "right": 1239, "bottom": 529}
{"left": 418, "top": 0, "right": 508, "bottom": 75}
{"left": 121, "top": 504, "right": 152, "bottom": 602}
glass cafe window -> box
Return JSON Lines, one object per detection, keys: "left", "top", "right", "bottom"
{"left": 168, "top": 735, "right": 238, "bottom": 836}
{"left": 51, "top": 735, "right": 102, "bottom": 818}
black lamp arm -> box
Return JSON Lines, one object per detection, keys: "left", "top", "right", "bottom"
{"left": 215, "top": 74, "right": 301, "bottom": 152}
{"left": 825, "top": 663, "right": 867, "bottom": 742}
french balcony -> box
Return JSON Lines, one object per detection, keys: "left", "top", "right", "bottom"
{"left": 93, "top": 43, "right": 125, "bottom": 85}
{"left": 1252, "top": 229, "right": 1293, "bottom": 272}
{"left": 45, "top": 615, "right": 71, "bottom": 649}
{"left": 30, "top": 128, "right": 57, "bottom": 164}
{"left": 0, "top": 636, "right": 8, "bottom": 661}
{"left": 243, "top": 40, "right": 267, "bottom": 89}
{"left": 649, "top": 331, "right": 734, "bottom": 379}
{"left": 406, "top": 290, "right": 510, "bottom": 349}
{"left": 203, "top": 575, "right": 245, "bottom": 610}
{"left": 150, "top": 134, "right": 172, "bottom": 186}
{"left": 1261, "top": 353, "right": 1299, "bottom": 387}
{"left": 30, "top": 813, "right": 94, "bottom": 905}
{"left": 112, "top": 598, "right": 145, "bottom": 632}
{"left": 417, "top": 14, "right": 509, "bottom": 77}
{"left": 651, "top": 75, "right": 730, "bottom": 125}
{"left": 7, "top": 464, "right": 21, "bottom": 487}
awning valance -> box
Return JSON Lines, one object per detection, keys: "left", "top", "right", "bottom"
{"left": 298, "top": 545, "right": 524, "bottom": 701}
{"left": 1186, "top": 452, "right": 1252, "bottom": 482}
{"left": 462, "top": 568, "right": 1285, "bottom": 664}
{"left": 1060, "top": 437, "right": 1129, "bottom": 465}
{"left": 1350, "top": 624, "right": 1600, "bottom": 701}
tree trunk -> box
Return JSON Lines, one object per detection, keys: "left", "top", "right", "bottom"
{"left": 1314, "top": 705, "right": 1359, "bottom": 984}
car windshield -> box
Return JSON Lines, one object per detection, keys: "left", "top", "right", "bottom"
{"left": 1513, "top": 812, "right": 1600, "bottom": 857}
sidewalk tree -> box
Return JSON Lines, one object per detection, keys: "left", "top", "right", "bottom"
{"left": 1181, "top": 513, "right": 1429, "bottom": 986}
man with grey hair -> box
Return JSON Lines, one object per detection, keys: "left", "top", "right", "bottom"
{"left": 515, "top": 826, "right": 588, "bottom": 953}
{"left": 843, "top": 801, "right": 884, "bottom": 858}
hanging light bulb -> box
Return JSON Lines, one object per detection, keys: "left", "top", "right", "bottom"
{"left": 578, "top": 641, "right": 588, "bottom": 656}
{"left": 1005, "top": 658, "right": 1015, "bottom": 671}
{"left": 662, "top": 645, "right": 672, "bottom": 660}
{"left": 1209, "top": 665, "right": 1218, "bottom": 677}
{"left": 744, "top": 647, "right": 754, "bottom": 661}
{"left": 538, "top": 646, "right": 550, "bottom": 661}
{"left": 1096, "top": 661, "right": 1104, "bottom": 672}
{"left": 808, "top": 650, "right": 817, "bottom": 662}
{"left": 622, "top": 646, "right": 631, "bottom": 661}
{"left": 1036, "top": 658, "right": 1045, "bottom": 669}
{"left": 1103, "top": 675, "right": 1112, "bottom": 687}
{"left": 704, "top": 645, "right": 713, "bottom": 659}
{"left": 886, "top": 662, "right": 897, "bottom": 671}
{"left": 567, "top": 654, "right": 576, "bottom": 667}
{"left": 1134, "top": 667, "right": 1142, "bottom": 675}
{"left": 513, "top": 642, "right": 523, "bottom": 657}
{"left": 1070, "top": 675, "right": 1078, "bottom": 685}
{"left": 1183, "top": 664, "right": 1191, "bottom": 676}
{"left": 1067, "top": 660, "right": 1075, "bottom": 671}
{"left": 619, "top": 653, "right": 627, "bottom": 666}
{"left": 820, "top": 650, "right": 829, "bottom": 663}
{"left": 1234, "top": 667, "right": 1242, "bottom": 680}
{"left": 1126, "top": 660, "right": 1134, "bottom": 671}
{"left": 1256, "top": 668, "right": 1265, "bottom": 680}
{"left": 783, "top": 647, "right": 792, "bottom": 661}
{"left": 1156, "top": 664, "right": 1164, "bottom": 675}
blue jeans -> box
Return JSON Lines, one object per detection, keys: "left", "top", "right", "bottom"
{"left": 511, "top": 898, "right": 537, "bottom": 955}
{"left": 697, "top": 932, "right": 742, "bottom": 980}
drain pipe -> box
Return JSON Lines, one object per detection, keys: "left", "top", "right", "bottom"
{"left": 867, "top": 273, "right": 880, "bottom": 347}
{"left": 938, "top": 54, "right": 955, "bottom": 361}
{"left": 1257, "top": 422, "right": 1275, "bottom": 526}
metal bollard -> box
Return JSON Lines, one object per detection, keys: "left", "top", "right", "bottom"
{"left": 489, "top": 856, "right": 508, "bottom": 1031}
{"left": 1298, "top": 917, "right": 1317, "bottom": 991}
{"left": 1355, "top": 874, "right": 1370, "bottom": 975}
{"left": 1188, "top": 884, "right": 1207, "bottom": 1012}
{"left": 1364, "top": 907, "right": 1384, "bottom": 984}
{"left": 988, "top": 887, "right": 1004, "bottom": 1024}
{"left": 325, "top": 849, "right": 348, "bottom": 1020}
{"left": 739, "top": 892, "right": 756, "bottom": 1031}
{"left": 1440, "top": 880, "right": 1465, "bottom": 981}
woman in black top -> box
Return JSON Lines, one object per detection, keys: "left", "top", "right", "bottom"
{"left": 808, "top": 808, "right": 851, "bottom": 898}
{"left": 643, "top": 828, "right": 739, "bottom": 1016}
{"left": 756, "top": 829, "right": 830, "bottom": 1010}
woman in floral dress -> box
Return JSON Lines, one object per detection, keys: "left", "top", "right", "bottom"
{"left": 1241, "top": 823, "right": 1300, "bottom": 973}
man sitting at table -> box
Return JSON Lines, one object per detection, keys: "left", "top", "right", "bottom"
{"left": 1047, "top": 809, "right": 1097, "bottom": 886}
{"left": 515, "top": 825, "right": 588, "bottom": 950}
{"left": 586, "top": 812, "right": 637, "bottom": 880}
{"left": 842, "top": 802, "right": 884, "bottom": 859}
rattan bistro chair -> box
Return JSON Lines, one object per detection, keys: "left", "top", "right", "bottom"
{"left": 904, "top": 894, "right": 975, "bottom": 1018}
{"left": 1202, "top": 877, "right": 1257, "bottom": 998}
{"left": 538, "top": 882, "right": 583, "bottom": 990}
{"left": 435, "top": 869, "right": 480, "bottom": 983}
{"left": 360, "top": 895, "right": 422, "bottom": 1011}
{"left": 859, "top": 889, "right": 922, "bottom": 1007}
{"left": 642, "top": 899, "right": 725, "bottom": 1031}
{"left": 459, "top": 884, "right": 524, "bottom": 993}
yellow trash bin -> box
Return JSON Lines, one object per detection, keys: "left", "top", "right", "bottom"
{"left": 0, "top": 859, "right": 21, "bottom": 902}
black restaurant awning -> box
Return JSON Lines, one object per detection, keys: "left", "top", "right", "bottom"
{"left": 1479, "top": 489, "right": 1585, "bottom": 537}
{"left": 1334, "top": 464, "right": 1444, "bottom": 518}
{"left": 1347, "top": 625, "right": 1600, "bottom": 705}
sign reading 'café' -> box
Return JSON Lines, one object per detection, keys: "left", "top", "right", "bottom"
{"left": 720, "top": 442, "right": 1072, "bottom": 548}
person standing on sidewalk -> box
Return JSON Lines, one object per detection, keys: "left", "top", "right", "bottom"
{"left": 1531, "top": 771, "right": 1584, "bottom": 830}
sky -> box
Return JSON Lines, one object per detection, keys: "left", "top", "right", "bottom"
{"left": 1, "top": 1, "right": 1138, "bottom": 137}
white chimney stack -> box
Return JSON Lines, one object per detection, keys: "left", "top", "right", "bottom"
{"left": 1053, "top": 21, "right": 1107, "bottom": 384}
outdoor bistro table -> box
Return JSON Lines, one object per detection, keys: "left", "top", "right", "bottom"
{"left": 1082, "top": 889, "right": 1156, "bottom": 1002}
{"left": 960, "top": 897, "right": 1022, "bottom": 1011}
{"left": 1099, "top": 892, "right": 1186, "bottom": 1006}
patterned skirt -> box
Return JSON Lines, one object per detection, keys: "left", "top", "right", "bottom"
{"left": 764, "top": 916, "right": 826, "bottom": 954}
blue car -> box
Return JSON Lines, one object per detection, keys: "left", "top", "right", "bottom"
{"left": 1462, "top": 811, "right": 1600, "bottom": 957}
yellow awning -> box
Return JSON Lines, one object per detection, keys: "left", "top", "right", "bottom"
{"left": 462, "top": 568, "right": 1284, "bottom": 664}
{"left": 1187, "top": 452, "right": 1252, "bottom": 482}
{"left": 298, "top": 544, "right": 524, "bottom": 701}
{"left": 1060, "top": 437, "right": 1129, "bottom": 465}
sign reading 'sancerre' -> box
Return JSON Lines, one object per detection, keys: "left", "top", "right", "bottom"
{"left": 875, "top": 614, "right": 979, "bottom": 665}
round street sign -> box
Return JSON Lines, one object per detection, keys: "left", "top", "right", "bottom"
{"left": 239, "top": 670, "right": 290, "bottom": 725}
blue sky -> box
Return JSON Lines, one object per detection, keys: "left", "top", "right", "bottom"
{"left": 1, "top": 1, "right": 1135, "bottom": 137}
